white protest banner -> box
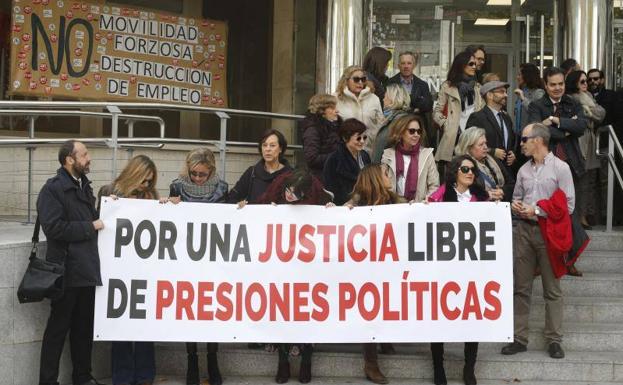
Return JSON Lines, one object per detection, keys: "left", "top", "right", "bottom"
{"left": 95, "top": 198, "right": 513, "bottom": 343}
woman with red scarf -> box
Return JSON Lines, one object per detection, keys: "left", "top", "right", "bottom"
{"left": 381, "top": 114, "right": 439, "bottom": 202}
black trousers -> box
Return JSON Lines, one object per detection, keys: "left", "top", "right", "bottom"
{"left": 39, "top": 286, "right": 95, "bottom": 385}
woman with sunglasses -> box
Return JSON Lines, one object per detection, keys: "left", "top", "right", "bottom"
{"left": 455, "top": 127, "right": 512, "bottom": 202}
{"left": 427, "top": 155, "right": 488, "bottom": 385}
{"left": 97, "top": 155, "right": 159, "bottom": 385}
{"left": 565, "top": 70, "right": 606, "bottom": 232}
{"left": 165, "top": 148, "right": 226, "bottom": 385}
{"left": 342, "top": 163, "right": 405, "bottom": 384}
{"left": 381, "top": 114, "right": 439, "bottom": 202}
{"left": 433, "top": 52, "right": 483, "bottom": 176}
{"left": 228, "top": 129, "right": 292, "bottom": 205}
{"left": 256, "top": 168, "right": 331, "bottom": 384}
{"left": 323, "top": 118, "right": 372, "bottom": 205}
{"left": 335, "top": 65, "right": 384, "bottom": 156}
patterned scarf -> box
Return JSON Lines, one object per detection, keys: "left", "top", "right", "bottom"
{"left": 174, "top": 174, "right": 220, "bottom": 200}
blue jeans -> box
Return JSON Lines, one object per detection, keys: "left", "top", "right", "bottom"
{"left": 111, "top": 341, "right": 155, "bottom": 385}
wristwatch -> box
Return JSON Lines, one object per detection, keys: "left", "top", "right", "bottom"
{"left": 534, "top": 206, "right": 542, "bottom": 217}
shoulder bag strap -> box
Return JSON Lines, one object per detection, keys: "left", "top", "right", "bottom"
{"left": 29, "top": 217, "right": 40, "bottom": 261}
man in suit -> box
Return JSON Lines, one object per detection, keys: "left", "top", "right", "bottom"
{"left": 527, "top": 66, "right": 587, "bottom": 178}
{"left": 588, "top": 68, "right": 617, "bottom": 127}
{"left": 466, "top": 80, "right": 516, "bottom": 171}
{"left": 386, "top": 51, "right": 433, "bottom": 115}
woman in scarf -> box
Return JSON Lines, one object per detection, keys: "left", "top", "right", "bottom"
{"left": 433, "top": 51, "right": 483, "bottom": 176}
{"left": 372, "top": 83, "right": 411, "bottom": 163}
{"left": 166, "top": 148, "right": 226, "bottom": 385}
{"left": 381, "top": 114, "right": 439, "bottom": 202}
{"left": 454, "top": 127, "right": 511, "bottom": 202}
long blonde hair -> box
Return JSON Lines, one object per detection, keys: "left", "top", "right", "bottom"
{"left": 351, "top": 164, "right": 399, "bottom": 206}
{"left": 180, "top": 148, "right": 216, "bottom": 178}
{"left": 113, "top": 155, "right": 159, "bottom": 199}
{"left": 336, "top": 65, "right": 365, "bottom": 97}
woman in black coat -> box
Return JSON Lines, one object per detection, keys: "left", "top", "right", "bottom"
{"left": 323, "top": 118, "right": 371, "bottom": 205}
{"left": 227, "top": 129, "right": 292, "bottom": 204}
{"left": 299, "top": 94, "right": 342, "bottom": 181}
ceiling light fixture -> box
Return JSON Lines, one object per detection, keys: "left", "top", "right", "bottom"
{"left": 474, "top": 18, "right": 510, "bottom": 26}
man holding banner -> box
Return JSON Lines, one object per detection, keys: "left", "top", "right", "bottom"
{"left": 37, "top": 141, "right": 105, "bottom": 385}
{"left": 502, "top": 123, "right": 575, "bottom": 359}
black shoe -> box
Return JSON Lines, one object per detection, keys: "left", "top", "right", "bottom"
{"left": 275, "top": 359, "right": 290, "bottom": 383}
{"left": 208, "top": 352, "right": 223, "bottom": 385}
{"left": 500, "top": 341, "right": 527, "bottom": 355}
{"left": 463, "top": 365, "right": 477, "bottom": 385}
{"left": 548, "top": 342, "right": 565, "bottom": 359}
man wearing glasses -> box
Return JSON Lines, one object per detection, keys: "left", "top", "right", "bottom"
{"left": 527, "top": 67, "right": 588, "bottom": 180}
{"left": 587, "top": 69, "right": 617, "bottom": 127}
{"left": 501, "top": 123, "right": 575, "bottom": 360}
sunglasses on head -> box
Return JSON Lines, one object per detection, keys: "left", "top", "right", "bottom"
{"left": 520, "top": 135, "right": 537, "bottom": 143}
{"left": 190, "top": 170, "right": 210, "bottom": 178}
{"left": 407, "top": 127, "right": 423, "bottom": 135}
{"left": 467, "top": 62, "right": 477, "bottom": 67}
{"left": 459, "top": 166, "right": 476, "bottom": 174}
{"left": 351, "top": 76, "right": 367, "bottom": 83}
{"left": 355, "top": 134, "right": 368, "bottom": 142}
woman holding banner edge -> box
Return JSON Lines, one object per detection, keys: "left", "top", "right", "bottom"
{"left": 97, "top": 155, "right": 160, "bottom": 385}
{"left": 427, "top": 154, "right": 489, "bottom": 385}
{"left": 165, "top": 148, "right": 226, "bottom": 385}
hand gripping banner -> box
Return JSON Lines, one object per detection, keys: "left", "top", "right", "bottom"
{"left": 95, "top": 198, "right": 513, "bottom": 343}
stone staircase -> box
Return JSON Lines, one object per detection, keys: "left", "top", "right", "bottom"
{"left": 145, "top": 230, "right": 623, "bottom": 385}
{"left": 3, "top": 226, "right": 622, "bottom": 385}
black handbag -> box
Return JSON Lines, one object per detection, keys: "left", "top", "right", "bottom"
{"left": 17, "top": 218, "right": 65, "bottom": 303}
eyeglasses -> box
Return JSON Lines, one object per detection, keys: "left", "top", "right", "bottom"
{"left": 459, "top": 166, "right": 476, "bottom": 174}
{"left": 588, "top": 77, "right": 601, "bottom": 82}
{"left": 467, "top": 62, "right": 477, "bottom": 67}
{"left": 520, "top": 135, "right": 537, "bottom": 143}
{"left": 351, "top": 76, "right": 367, "bottom": 83}
{"left": 579, "top": 79, "right": 587, "bottom": 85}
{"left": 355, "top": 134, "right": 368, "bottom": 142}
{"left": 407, "top": 127, "right": 423, "bottom": 135}
{"left": 190, "top": 171, "right": 210, "bottom": 178}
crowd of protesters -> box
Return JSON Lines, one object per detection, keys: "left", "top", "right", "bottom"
{"left": 35, "top": 44, "right": 621, "bottom": 385}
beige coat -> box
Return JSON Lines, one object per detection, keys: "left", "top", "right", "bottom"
{"left": 433, "top": 81, "right": 483, "bottom": 162}
{"left": 381, "top": 147, "right": 439, "bottom": 202}
{"left": 336, "top": 87, "right": 384, "bottom": 155}
{"left": 571, "top": 91, "right": 606, "bottom": 170}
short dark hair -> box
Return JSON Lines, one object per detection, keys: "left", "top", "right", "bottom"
{"left": 519, "top": 63, "right": 544, "bottom": 90}
{"left": 258, "top": 129, "right": 288, "bottom": 162}
{"left": 465, "top": 44, "right": 486, "bottom": 56}
{"left": 339, "top": 118, "right": 367, "bottom": 142}
{"left": 58, "top": 140, "right": 77, "bottom": 165}
{"left": 560, "top": 58, "right": 578, "bottom": 74}
{"left": 565, "top": 70, "right": 587, "bottom": 94}
{"left": 543, "top": 67, "right": 565, "bottom": 84}
{"left": 587, "top": 68, "right": 604, "bottom": 79}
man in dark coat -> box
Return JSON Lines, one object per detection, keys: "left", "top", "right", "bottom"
{"left": 527, "top": 67, "right": 587, "bottom": 178}
{"left": 588, "top": 69, "right": 617, "bottom": 127}
{"left": 386, "top": 51, "right": 433, "bottom": 115}
{"left": 37, "top": 140, "right": 105, "bottom": 385}
{"left": 466, "top": 80, "right": 516, "bottom": 173}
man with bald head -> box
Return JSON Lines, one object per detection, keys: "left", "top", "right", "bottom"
{"left": 501, "top": 123, "right": 575, "bottom": 360}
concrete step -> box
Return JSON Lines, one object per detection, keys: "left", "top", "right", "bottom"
{"left": 532, "top": 273, "right": 623, "bottom": 298}
{"left": 139, "top": 376, "right": 623, "bottom": 385}
{"left": 584, "top": 231, "right": 623, "bottom": 252}
{"left": 575, "top": 251, "right": 623, "bottom": 273}
{"left": 152, "top": 345, "right": 623, "bottom": 382}
{"left": 526, "top": 322, "right": 623, "bottom": 352}
{"left": 530, "top": 296, "right": 623, "bottom": 323}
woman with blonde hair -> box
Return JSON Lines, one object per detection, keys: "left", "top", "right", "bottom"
{"left": 372, "top": 83, "right": 411, "bottom": 162}
{"left": 299, "top": 94, "right": 342, "bottom": 180}
{"left": 98, "top": 154, "right": 158, "bottom": 385}
{"left": 381, "top": 114, "right": 439, "bottom": 202}
{"left": 454, "top": 127, "right": 510, "bottom": 201}
{"left": 343, "top": 163, "right": 405, "bottom": 384}
{"left": 335, "top": 65, "right": 384, "bottom": 155}
{"left": 165, "top": 148, "right": 227, "bottom": 385}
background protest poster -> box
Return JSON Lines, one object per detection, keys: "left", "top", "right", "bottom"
{"left": 95, "top": 198, "right": 513, "bottom": 343}
{"left": 9, "top": 0, "right": 227, "bottom": 107}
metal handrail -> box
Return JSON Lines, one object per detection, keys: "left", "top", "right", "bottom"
{"left": 596, "top": 125, "right": 623, "bottom": 232}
